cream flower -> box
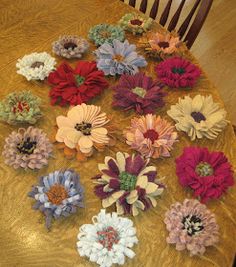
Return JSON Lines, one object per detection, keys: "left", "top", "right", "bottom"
{"left": 16, "top": 52, "right": 56, "bottom": 81}
{"left": 167, "top": 95, "right": 228, "bottom": 141}
{"left": 56, "top": 103, "right": 110, "bottom": 154}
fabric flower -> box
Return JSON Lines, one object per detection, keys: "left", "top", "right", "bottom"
{"left": 48, "top": 61, "right": 108, "bottom": 106}
{"left": 2, "top": 126, "right": 52, "bottom": 170}
{"left": 94, "top": 39, "right": 147, "bottom": 76}
{"left": 77, "top": 209, "right": 138, "bottom": 267}
{"left": 16, "top": 52, "right": 56, "bottom": 81}
{"left": 52, "top": 35, "right": 89, "bottom": 59}
{"left": 167, "top": 95, "right": 228, "bottom": 140}
{"left": 0, "top": 91, "right": 42, "bottom": 125}
{"left": 164, "top": 199, "right": 219, "bottom": 256}
{"left": 119, "top": 13, "right": 152, "bottom": 35}
{"left": 124, "top": 114, "right": 178, "bottom": 159}
{"left": 176, "top": 147, "right": 234, "bottom": 203}
{"left": 28, "top": 169, "right": 84, "bottom": 229}
{"left": 93, "top": 152, "right": 164, "bottom": 216}
{"left": 88, "top": 24, "right": 125, "bottom": 46}
{"left": 112, "top": 72, "right": 166, "bottom": 114}
{"left": 155, "top": 57, "right": 201, "bottom": 88}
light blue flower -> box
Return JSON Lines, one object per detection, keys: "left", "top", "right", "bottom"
{"left": 28, "top": 169, "right": 84, "bottom": 229}
{"left": 94, "top": 39, "right": 147, "bottom": 76}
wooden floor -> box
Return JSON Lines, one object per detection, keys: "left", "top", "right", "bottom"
{"left": 124, "top": 0, "right": 236, "bottom": 125}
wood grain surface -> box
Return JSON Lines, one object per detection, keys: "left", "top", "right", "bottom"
{"left": 0, "top": 1, "right": 236, "bottom": 267}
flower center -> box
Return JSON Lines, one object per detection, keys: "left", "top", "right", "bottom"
{"left": 97, "top": 226, "right": 119, "bottom": 251}
{"left": 100, "top": 30, "right": 111, "bottom": 38}
{"left": 131, "top": 87, "right": 147, "bottom": 98}
{"left": 12, "top": 101, "right": 29, "bottom": 113}
{"left": 195, "top": 161, "right": 214, "bottom": 177}
{"left": 119, "top": 171, "right": 137, "bottom": 191}
{"left": 182, "top": 214, "right": 204, "bottom": 236}
{"left": 143, "top": 129, "right": 159, "bottom": 143}
{"left": 158, "top": 41, "right": 170, "bottom": 48}
{"left": 31, "top": 61, "right": 44, "bottom": 69}
{"left": 191, "top": 111, "right": 206, "bottom": 123}
{"left": 74, "top": 121, "right": 92, "bottom": 135}
{"left": 64, "top": 42, "right": 77, "bottom": 50}
{"left": 16, "top": 137, "right": 37, "bottom": 155}
{"left": 112, "top": 54, "right": 124, "bottom": 62}
{"left": 172, "top": 67, "right": 186, "bottom": 74}
{"left": 46, "top": 184, "right": 68, "bottom": 205}
{"left": 75, "top": 75, "right": 85, "bottom": 86}
{"left": 130, "top": 19, "right": 143, "bottom": 26}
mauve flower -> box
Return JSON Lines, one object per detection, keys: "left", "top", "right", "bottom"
{"left": 112, "top": 72, "right": 166, "bottom": 114}
{"left": 48, "top": 61, "right": 108, "bottom": 106}
{"left": 155, "top": 57, "right": 201, "bottom": 88}
{"left": 164, "top": 199, "right": 219, "bottom": 256}
{"left": 28, "top": 169, "right": 84, "bottom": 229}
{"left": 93, "top": 152, "right": 164, "bottom": 216}
{"left": 2, "top": 126, "right": 52, "bottom": 170}
{"left": 124, "top": 114, "right": 178, "bottom": 159}
{"left": 176, "top": 147, "right": 234, "bottom": 203}
{"left": 94, "top": 39, "right": 147, "bottom": 76}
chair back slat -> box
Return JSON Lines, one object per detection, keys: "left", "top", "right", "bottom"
{"left": 129, "top": 0, "right": 136, "bottom": 7}
{"left": 140, "top": 0, "right": 148, "bottom": 13}
{"left": 159, "top": 0, "right": 173, "bottom": 26}
{"left": 167, "top": 0, "right": 186, "bottom": 32}
{"left": 150, "top": 0, "right": 160, "bottom": 19}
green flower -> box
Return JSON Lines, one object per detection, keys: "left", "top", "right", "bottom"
{"left": 88, "top": 24, "right": 125, "bottom": 46}
{"left": 0, "top": 91, "right": 42, "bottom": 125}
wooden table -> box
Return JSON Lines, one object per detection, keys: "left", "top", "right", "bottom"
{"left": 0, "top": 1, "right": 236, "bottom": 266}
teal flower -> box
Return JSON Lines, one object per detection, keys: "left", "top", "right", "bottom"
{"left": 0, "top": 91, "right": 42, "bottom": 125}
{"left": 88, "top": 24, "right": 125, "bottom": 46}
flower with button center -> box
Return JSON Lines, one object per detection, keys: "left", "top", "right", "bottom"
{"left": 164, "top": 199, "right": 219, "bottom": 256}
{"left": 176, "top": 147, "right": 234, "bottom": 202}
{"left": 48, "top": 61, "right": 108, "bottom": 106}
{"left": 28, "top": 169, "right": 84, "bottom": 229}
{"left": 52, "top": 35, "right": 89, "bottom": 59}
{"left": 124, "top": 114, "right": 178, "bottom": 159}
{"left": 2, "top": 126, "right": 52, "bottom": 170}
{"left": 93, "top": 152, "right": 164, "bottom": 216}
{"left": 77, "top": 209, "right": 138, "bottom": 267}
{"left": 112, "top": 72, "right": 166, "bottom": 114}
{"left": 167, "top": 95, "right": 228, "bottom": 140}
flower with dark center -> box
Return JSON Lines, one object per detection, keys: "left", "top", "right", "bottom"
{"left": 191, "top": 111, "right": 206, "bottom": 123}
{"left": 16, "top": 137, "right": 37, "bottom": 155}
{"left": 31, "top": 61, "right": 44, "bottom": 68}
{"left": 182, "top": 215, "right": 204, "bottom": 236}
{"left": 158, "top": 41, "right": 170, "bottom": 48}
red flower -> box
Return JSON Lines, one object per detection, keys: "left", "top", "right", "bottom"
{"left": 48, "top": 61, "right": 108, "bottom": 106}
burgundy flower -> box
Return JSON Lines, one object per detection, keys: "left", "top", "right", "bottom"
{"left": 112, "top": 72, "right": 167, "bottom": 114}
{"left": 48, "top": 61, "right": 108, "bottom": 106}
{"left": 176, "top": 147, "right": 234, "bottom": 203}
{"left": 155, "top": 57, "right": 201, "bottom": 88}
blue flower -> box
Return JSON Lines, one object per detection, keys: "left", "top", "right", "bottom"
{"left": 94, "top": 39, "right": 147, "bottom": 76}
{"left": 28, "top": 169, "right": 84, "bottom": 229}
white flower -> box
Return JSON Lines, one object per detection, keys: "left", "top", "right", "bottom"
{"left": 16, "top": 52, "right": 56, "bottom": 81}
{"left": 167, "top": 95, "right": 228, "bottom": 140}
{"left": 77, "top": 209, "right": 138, "bottom": 267}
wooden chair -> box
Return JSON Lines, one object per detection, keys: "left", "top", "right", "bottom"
{"left": 120, "top": 0, "right": 213, "bottom": 49}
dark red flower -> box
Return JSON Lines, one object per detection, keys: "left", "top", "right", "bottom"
{"left": 48, "top": 61, "right": 108, "bottom": 106}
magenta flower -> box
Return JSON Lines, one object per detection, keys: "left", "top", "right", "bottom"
{"left": 164, "top": 199, "right": 219, "bottom": 256}
{"left": 176, "top": 147, "right": 234, "bottom": 203}
{"left": 112, "top": 72, "right": 167, "bottom": 114}
{"left": 155, "top": 57, "right": 201, "bottom": 88}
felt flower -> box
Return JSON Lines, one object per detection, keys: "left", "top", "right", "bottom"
{"left": 176, "top": 147, "right": 234, "bottom": 203}
{"left": 124, "top": 114, "right": 178, "bottom": 159}
{"left": 2, "top": 126, "right": 52, "bottom": 170}
{"left": 88, "top": 24, "right": 125, "bottom": 46}
{"left": 94, "top": 39, "right": 147, "bottom": 76}
{"left": 0, "top": 91, "right": 42, "bottom": 125}
{"left": 155, "top": 57, "right": 201, "bottom": 88}
{"left": 93, "top": 152, "right": 164, "bottom": 216}
{"left": 164, "top": 199, "right": 219, "bottom": 256}
{"left": 112, "top": 72, "right": 166, "bottom": 114}
{"left": 16, "top": 52, "right": 56, "bottom": 81}
{"left": 119, "top": 13, "right": 152, "bottom": 35}
{"left": 77, "top": 209, "right": 138, "bottom": 267}
{"left": 48, "top": 61, "right": 108, "bottom": 106}
{"left": 28, "top": 169, "right": 84, "bottom": 229}
{"left": 167, "top": 95, "right": 228, "bottom": 140}
{"left": 52, "top": 35, "right": 89, "bottom": 59}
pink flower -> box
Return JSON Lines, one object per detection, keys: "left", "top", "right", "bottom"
{"left": 176, "top": 147, "right": 234, "bottom": 203}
